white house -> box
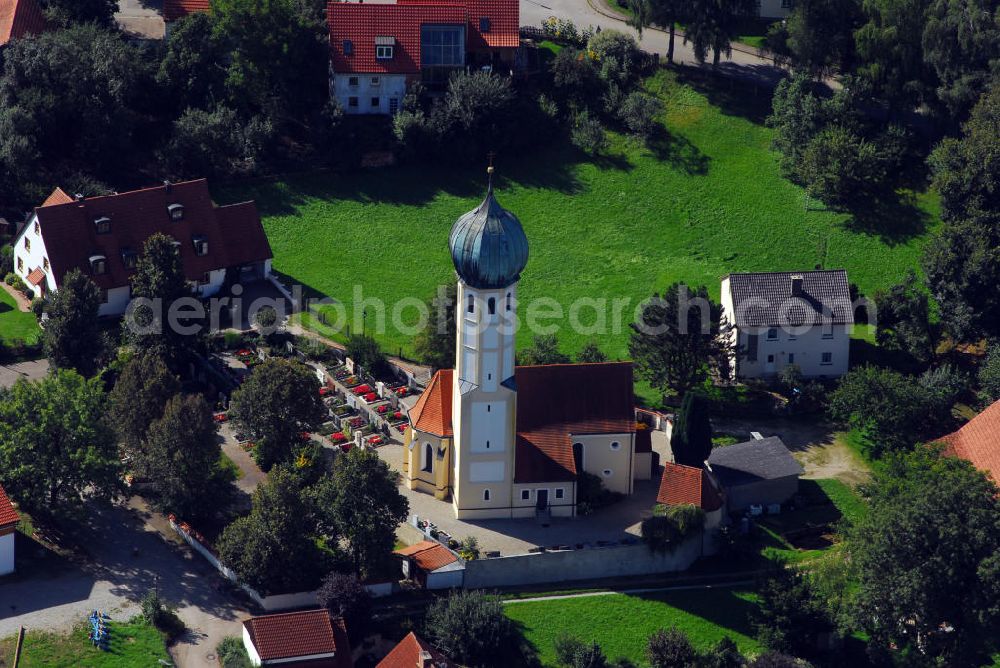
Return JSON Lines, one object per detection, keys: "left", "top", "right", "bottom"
{"left": 721, "top": 270, "right": 853, "bottom": 379}
{"left": 242, "top": 609, "right": 352, "bottom": 667}
{"left": 758, "top": 0, "right": 794, "bottom": 19}
{"left": 11, "top": 179, "right": 272, "bottom": 317}
{"left": 0, "top": 485, "right": 19, "bottom": 576}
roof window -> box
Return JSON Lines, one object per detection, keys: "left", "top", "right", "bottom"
{"left": 94, "top": 216, "right": 111, "bottom": 234}
{"left": 192, "top": 235, "right": 208, "bottom": 256}
{"left": 89, "top": 254, "right": 107, "bottom": 276}
{"left": 343, "top": 39, "right": 353, "bottom": 55}
{"left": 480, "top": 17, "right": 491, "bottom": 32}
{"left": 167, "top": 203, "right": 184, "bottom": 221}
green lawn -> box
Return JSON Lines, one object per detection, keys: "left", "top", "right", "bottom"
{"left": 217, "top": 69, "right": 937, "bottom": 363}
{"left": 506, "top": 587, "right": 762, "bottom": 665}
{"left": 0, "top": 287, "right": 39, "bottom": 345}
{"left": 0, "top": 620, "right": 171, "bottom": 668}
{"left": 757, "top": 478, "right": 865, "bottom": 563}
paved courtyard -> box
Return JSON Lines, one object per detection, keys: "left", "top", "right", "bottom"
{"left": 377, "top": 429, "right": 672, "bottom": 556}
{"left": 0, "top": 359, "right": 49, "bottom": 389}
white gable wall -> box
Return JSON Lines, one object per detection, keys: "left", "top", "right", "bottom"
{"left": 12, "top": 213, "right": 57, "bottom": 297}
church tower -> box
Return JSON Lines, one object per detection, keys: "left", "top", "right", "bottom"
{"left": 448, "top": 168, "right": 529, "bottom": 519}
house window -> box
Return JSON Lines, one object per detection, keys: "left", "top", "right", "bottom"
{"left": 573, "top": 442, "right": 584, "bottom": 472}
{"left": 610, "top": 441, "right": 621, "bottom": 451}
{"left": 33, "top": 221, "right": 39, "bottom": 235}
{"left": 42, "top": 257, "right": 48, "bottom": 270}
{"left": 193, "top": 235, "right": 208, "bottom": 256}
{"left": 376, "top": 45, "right": 394, "bottom": 60}
{"left": 343, "top": 39, "right": 353, "bottom": 55}
{"left": 821, "top": 352, "right": 833, "bottom": 365}
{"left": 94, "top": 216, "right": 111, "bottom": 234}
{"left": 90, "top": 256, "right": 107, "bottom": 276}
{"left": 422, "top": 443, "right": 433, "bottom": 472}
{"left": 371, "top": 77, "right": 381, "bottom": 86}
{"left": 746, "top": 333, "right": 759, "bottom": 362}
{"left": 488, "top": 297, "right": 496, "bottom": 315}
{"left": 822, "top": 330, "right": 834, "bottom": 339}
{"left": 506, "top": 292, "right": 511, "bottom": 311}
{"left": 521, "top": 489, "right": 530, "bottom": 501}
{"left": 16, "top": 257, "right": 23, "bottom": 272}
{"left": 23, "top": 237, "right": 30, "bottom": 252}
{"left": 485, "top": 440, "right": 490, "bottom": 449}
{"left": 167, "top": 203, "right": 184, "bottom": 221}
{"left": 767, "top": 354, "right": 775, "bottom": 363}
{"left": 121, "top": 249, "right": 137, "bottom": 269}
{"left": 555, "top": 488, "right": 564, "bottom": 500}
{"left": 767, "top": 327, "right": 778, "bottom": 340}
{"left": 788, "top": 353, "right": 795, "bottom": 364}
{"left": 389, "top": 98, "right": 400, "bottom": 115}
{"left": 479, "top": 17, "right": 491, "bottom": 32}
{"left": 348, "top": 97, "right": 358, "bottom": 108}
{"left": 781, "top": 0, "right": 793, "bottom": 7}
{"left": 467, "top": 294, "right": 474, "bottom": 313}
{"left": 602, "top": 469, "right": 613, "bottom": 477}
{"left": 371, "top": 97, "right": 380, "bottom": 108}
{"left": 348, "top": 76, "right": 359, "bottom": 87}
{"left": 483, "top": 489, "right": 491, "bottom": 502}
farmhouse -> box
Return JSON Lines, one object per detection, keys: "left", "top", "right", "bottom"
{"left": 706, "top": 436, "right": 803, "bottom": 512}
{"left": 0, "top": 485, "right": 18, "bottom": 576}
{"left": 377, "top": 632, "right": 452, "bottom": 667}
{"left": 10, "top": 179, "right": 272, "bottom": 317}
{"left": 721, "top": 269, "right": 853, "bottom": 379}
{"left": 0, "top": 0, "right": 46, "bottom": 47}
{"left": 403, "top": 173, "right": 650, "bottom": 520}
{"left": 937, "top": 399, "right": 1000, "bottom": 484}
{"left": 326, "top": 0, "right": 518, "bottom": 115}
{"left": 242, "top": 609, "right": 353, "bottom": 667}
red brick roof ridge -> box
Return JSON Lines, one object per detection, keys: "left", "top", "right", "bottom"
{"left": 937, "top": 399, "right": 1000, "bottom": 484}
{"left": 377, "top": 631, "right": 451, "bottom": 668}
{"left": 244, "top": 609, "right": 343, "bottom": 662}
{"left": 0, "top": 485, "right": 19, "bottom": 527}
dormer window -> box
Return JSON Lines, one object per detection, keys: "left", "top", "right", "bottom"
{"left": 480, "top": 17, "right": 491, "bottom": 32}
{"left": 343, "top": 39, "right": 353, "bottom": 56}
{"left": 192, "top": 235, "right": 208, "bottom": 256}
{"left": 94, "top": 216, "right": 111, "bottom": 234}
{"left": 89, "top": 254, "right": 107, "bottom": 276}
{"left": 121, "top": 248, "right": 137, "bottom": 269}
{"left": 375, "top": 36, "right": 395, "bottom": 60}
{"left": 167, "top": 203, "right": 184, "bottom": 221}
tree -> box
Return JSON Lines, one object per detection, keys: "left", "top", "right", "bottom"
{"left": 107, "top": 352, "right": 180, "bottom": 457}
{"left": 228, "top": 359, "right": 325, "bottom": 470}
{"left": 929, "top": 81, "right": 1000, "bottom": 224}
{"left": 42, "top": 0, "right": 118, "bottom": 26}
{"left": 854, "top": 0, "right": 937, "bottom": 111}
{"left": 670, "top": 392, "right": 713, "bottom": 467}
{"left": 42, "top": 268, "right": 104, "bottom": 377}
{"left": 629, "top": 283, "right": 730, "bottom": 397}
{"left": 587, "top": 30, "right": 641, "bottom": 87}
{"left": 216, "top": 467, "right": 330, "bottom": 594}
{"left": 628, "top": 0, "right": 689, "bottom": 63}
{"left": 684, "top": 0, "right": 757, "bottom": 67}
{"left": 412, "top": 284, "right": 456, "bottom": 371}
{"left": 753, "top": 566, "right": 832, "bottom": 656}
{"left": 872, "top": 270, "right": 934, "bottom": 365}
{"left": 922, "top": 0, "right": 1000, "bottom": 118}
{"left": 846, "top": 448, "right": 1000, "bottom": 664}
{"left": 211, "top": 0, "right": 329, "bottom": 119}
{"left": 571, "top": 111, "right": 608, "bottom": 154}
{"left": 781, "top": 0, "right": 864, "bottom": 75}
{"left": 424, "top": 590, "right": 515, "bottom": 667}
{"left": 519, "top": 334, "right": 571, "bottom": 366}
{"left": 316, "top": 572, "right": 372, "bottom": 643}
{"left": 162, "top": 105, "right": 273, "bottom": 178}
{"left": 142, "top": 393, "right": 230, "bottom": 519}
{"left": 647, "top": 627, "right": 698, "bottom": 668}
{"left": 568, "top": 642, "right": 610, "bottom": 668}
{"left": 796, "top": 125, "right": 888, "bottom": 206}
{"left": 768, "top": 75, "right": 837, "bottom": 175}
{"left": 748, "top": 653, "right": 809, "bottom": 668}
{"left": 432, "top": 71, "right": 518, "bottom": 162}
{"left": 325, "top": 448, "right": 408, "bottom": 578}
{"left": 555, "top": 634, "right": 587, "bottom": 666}
{"left": 577, "top": 340, "right": 608, "bottom": 363}
{"left": 550, "top": 48, "right": 603, "bottom": 110}
{"left": 977, "top": 342, "right": 1000, "bottom": 405}
{"left": 126, "top": 233, "right": 199, "bottom": 370}
{"left": 156, "top": 12, "right": 227, "bottom": 113}
{"left": 703, "top": 637, "right": 744, "bottom": 668}
{"left": 345, "top": 333, "right": 388, "bottom": 376}
{"left": 618, "top": 91, "right": 664, "bottom": 139}
{"left": 0, "top": 370, "right": 119, "bottom": 511}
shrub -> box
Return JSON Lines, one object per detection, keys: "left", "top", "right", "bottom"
{"left": 424, "top": 590, "right": 514, "bottom": 666}
{"left": 223, "top": 331, "right": 245, "bottom": 350}
{"left": 0, "top": 245, "right": 12, "bottom": 276}
{"left": 254, "top": 305, "right": 278, "bottom": 330}
{"left": 217, "top": 637, "right": 253, "bottom": 668}
{"left": 162, "top": 105, "right": 274, "bottom": 178}
{"left": 978, "top": 342, "right": 1000, "bottom": 405}
{"left": 797, "top": 126, "right": 884, "bottom": 207}
{"left": 141, "top": 589, "right": 186, "bottom": 641}
{"left": 647, "top": 627, "right": 697, "bottom": 668}
{"left": 550, "top": 48, "right": 603, "bottom": 108}
{"left": 571, "top": 111, "right": 607, "bottom": 154}
{"left": 641, "top": 504, "right": 705, "bottom": 553}
{"left": 4, "top": 272, "right": 26, "bottom": 291}
{"left": 588, "top": 30, "right": 641, "bottom": 86}
{"left": 618, "top": 91, "right": 663, "bottom": 139}
{"left": 30, "top": 297, "right": 46, "bottom": 317}
{"left": 316, "top": 571, "right": 372, "bottom": 643}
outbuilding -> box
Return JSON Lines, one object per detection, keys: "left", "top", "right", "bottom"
{"left": 242, "top": 609, "right": 352, "bottom": 667}
{"left": 706, "top": 436, "right": 803, "bottom": 513}
{"left": 0, "top": 485, "right": 18, "bottom": 576}
{"left": 394, "top": 541, "right": 464, "bottom": 590}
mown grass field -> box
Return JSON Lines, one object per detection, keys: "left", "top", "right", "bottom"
{"left": 0, "top": 287, "right": 39, "bottom": 345}
{"left": 505, "top": 587, "right": 762, "bottom": 665}
{"left": 218, "top": 69, "right": 938, "bottom": 364}
{"left": 0, "top": 620, "right": 170, "bottom": 668}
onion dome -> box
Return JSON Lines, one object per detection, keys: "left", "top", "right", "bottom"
{"left": 449, "top": 170, "right": 529, "bottom": 290}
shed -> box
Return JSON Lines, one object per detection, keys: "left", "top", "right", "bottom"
{"left": 706, "top": 436, "right": 803, "bottom": 512}
{"left": 394, "top": 541, "right": 464, "bottom": 589}
{"left": 242, "top": 609, "right": 352, "bottom": 667}
{"left": 0, "top": 485, "right": 17, "bottom": 575}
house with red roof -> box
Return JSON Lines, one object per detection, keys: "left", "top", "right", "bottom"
{"left": 242, "top": 609, "right": 353, "bottom": 667}
{"left": 326, "top": 0, "right": 519, "bottom": 115}
{"left": 0, "top": 484, "right": 19, "bottom": 576}
{"left": 10, "top": 179, "right": 272, "bottom": 317}
{"left": 376, "top": 632, "right": 452, "bottom": 667}
{"left": 161, "top": 0, "right": 210, "bottom": 35}
{"left": 403, "top": 175, "right": 651, "bottom": 520}
{"left": 0, "top": 0, "right": 47, "bottom": 48}
{"left": 393, "top": 540, "right": 464, "bottom": 588}
{"left": 937, "top": 399, "right": 1000, "bottom": 485}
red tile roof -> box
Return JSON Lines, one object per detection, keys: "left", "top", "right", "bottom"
{"left": 327, "top": 0, "right": 518, "bottom": 75}
{"left": 0, "top": 485, "right": 19, "bottom": 528}
{"left": 657, "top": 462, "right": 723, "bottom": 511}
{"left": 243, "top": 610, "right": 352, "bottom": 666}
{"left": 162, "top": 0, "right": 210, "bottom": 21}
{"left": 514, "top": 362, "right": 636, "bottom": 483}
{"left": 394, "top": 540, "right": 458, "bottom": 571}
{"left": 26, "top": 268, "right": 45, "bottom": 286}
{"left": 31, "top": 179, "right": 271, "bottom": 291}
{"left": 41, "top": 188, "right": 73, "bottom": 207}
{"left": 377, "top": 632, "right": 452, "bottom": 668}
{"left": 938, "top": 400, "right": 1000, "bottom": 484}
{"left": 409, "top": 369, "right": 453, "bottom": 437}
{"left": 0, "top": 0, "right": 46, "bottom": 47}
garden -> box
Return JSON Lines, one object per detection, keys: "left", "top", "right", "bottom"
{"left": 0, "top": 618, "right": 171, "bottom": 668}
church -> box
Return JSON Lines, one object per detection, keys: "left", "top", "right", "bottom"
{"left": 402, "top": 174, "right": 653, "bottom": 520}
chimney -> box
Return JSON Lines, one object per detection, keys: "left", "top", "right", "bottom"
{"left": 790, "top": 274, "right": 803, "bottom": 297}
{"left": 163, "top": 179, "right": 172, "bottom": 194}
{"left": 74, "top": 193, "right": 85, "bottom": 201}
{"left": 418, "top": 650, "right": 433, "bottom": 668}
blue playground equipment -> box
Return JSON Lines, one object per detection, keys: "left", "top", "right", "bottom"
{"left": 87, "top": 610, "right": 111, "bottom": 650}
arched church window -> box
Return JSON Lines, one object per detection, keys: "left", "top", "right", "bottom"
{"left": 467, "top": 294, "right": 475, "bottom": 313}
{"left": 422, "top": 443, "right": 433, "bottom": 472}
{"left": 483, "top": 489, "right": 491, "bottom": 501}
{"left": 488, "top": 297, "right": 496, "bottom": 315}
